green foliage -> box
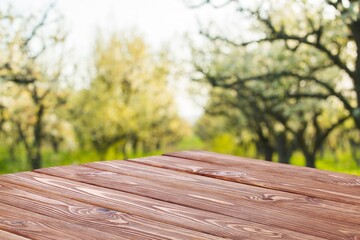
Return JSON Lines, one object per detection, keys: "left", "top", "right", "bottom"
{"left": 210, "top": 133, "right": 238, "bottom": 154}
{"left": 68, "top": 33, "right": 189, "bottom": 159}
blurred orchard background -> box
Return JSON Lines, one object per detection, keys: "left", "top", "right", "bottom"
{"left": 0, "top": 0, "right": 360, "bottom": 175}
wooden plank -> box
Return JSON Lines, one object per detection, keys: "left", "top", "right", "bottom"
{"left": 165, "top": 150, "right": 360, "bottom": 199}
{"left": 0, "top": 171, "right": 324, "bottom": 240}
{"left": 135, "top": 155, "right": 360, "bottom": 206}
{"left": 35, "top": 164, "right": 360, "bottom": 240}
{"left": 85, "top": 160, "right": 360, "bottom": 226}
{"left": 165, "top": 151, "right": 360, "bottom": 183}
{"left": 0, "top": 200, "right": 120, "bottom": 240}
{"left": 0, "top": 181, "right": 228, "bottom": 240}
{"left": 0, "top": 229, "right": 30, "bottom": 240}
{"left": 165, "top": 150, "right": 360, "bottom": 180}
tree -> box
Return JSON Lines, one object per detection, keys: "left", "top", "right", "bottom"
{"left": 0, "top": 3, "right": 67, "bottom": 169}
{"left": 70, "top": 33, "right": 188, "bottom": 159}
{"left": 189, "top": 0, "right": 357, "bottom": 167}
{"left": 192, "top": 0, "right": 359, "bottom": 127}
{"left": 192, "top": 33, "right": 351, "bottom": 167}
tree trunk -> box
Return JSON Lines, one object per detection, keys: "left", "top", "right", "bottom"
{"left": 350, "top": 19, "right": 360, "bottom": 129}
{"left": 349, "top": 139, "right": 360, "bottom": 166}
{"left": 304, "top": 152, "right": 316, "bottom": 168}
{"left": 8, "top": 144, "right": 17, "bottom": 162}
{"left": 51, "top": 138, "right": 60, "bottom": 153}
{"left": 131, "top": 138, "right": 138, "bottom": 155}
{"left": 263, "top": 145, "right": 274, "bottom": 162}
{"left": 275, "top": 133, "right": 294, "bottom": 164}
{"left": 31, "top": 153, "right": 41, "bottom": 170}
{"left": 31, "top": 104, "right": 44, "bottom": 170}
{"left": 156, "top": 140, "right": 161, "bottom": 151}
{"left": 278, "top": 150, "right": 290, "bottom": 164}
{"left": 255, "top": 141, "right": 262, "bottom": 159}
{"left": 122, "top": 143, "right": 128, "bottom": 160}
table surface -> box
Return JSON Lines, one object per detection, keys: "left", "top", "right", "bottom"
{"left": 0, "top": 150, "right": 359, "bottom": 240}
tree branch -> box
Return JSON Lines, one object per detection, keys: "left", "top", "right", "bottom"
{"left": 0, "top": 75, "right": 35, "bottom": 85}
{"left": 315, "top": 113, "right": 352, "bottom": 150}
{"left": 203, "top": 6, "right": 355, "bottom": 79}
{"left": 22, "top": 1, "right": 56, "bottom": 48}
{"left": 184, "top": 0, "right": 235, "bottom": 9}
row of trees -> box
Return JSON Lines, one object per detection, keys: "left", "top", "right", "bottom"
{"left": 192, "top": 0, "right": 360, "bottom": 168}
{"left": 1, "top": 0, "right": 359, "bottom": 170}
{"left": 0, "top": 4, "right": 188, "bottom": 170}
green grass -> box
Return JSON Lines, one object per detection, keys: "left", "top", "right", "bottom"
{"left": 175, "top": 134, "right": 205, "bottom": 151}
{"left": 193, "top": 134, "right": 360, "bottom": 175}
{"left": 289, "top": 151, "right": 360, "bottom": 175}
{"left": 0, "top": 135, "right": 359, "bottom": 175}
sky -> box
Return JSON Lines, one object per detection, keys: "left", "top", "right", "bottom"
{"left": 1, "top": 0, "right": 237, "bottom": 123}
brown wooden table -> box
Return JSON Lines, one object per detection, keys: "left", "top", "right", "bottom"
{"left": 0, "top": 150, "right": 359, "bottom": 239}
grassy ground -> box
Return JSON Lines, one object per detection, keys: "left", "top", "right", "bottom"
{"left": 0, "top": 135, "right": 359, "bottom": 175}
{"left": 289, "top": 152, "right": 360, "bottom": 175}
{"left": 181, "top": 134, "right": 360, "bottom": 175}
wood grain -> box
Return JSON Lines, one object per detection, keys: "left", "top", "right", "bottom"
{"left": 0, "top": 181, "right": 228, "bottom": 240}
{"left": 134, "top": 155, "right": 360, "bottom": 206}
{"left": 0, "top": 171, "right": 324, "bottom": 240}
{"left": 85, "top": 160, "right": 360, "bottom": 226}
{"left": 34, "top": 164, "right": 360, "bottom": 240}
{"left": 1, "top": 151, "right": 358, "bottom": 240}
{"left": 165, "top": 151, "right": 360, "bottom": 181}
{"left": 0, "top": 200, "right": 120, "bottom": 240}
{"left": 165, "top": 151, "right": 360, "bottom": 202}
{"left": 0, "top": 229, "right": 30, "bottom": 240}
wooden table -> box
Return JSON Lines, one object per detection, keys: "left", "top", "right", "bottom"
{"left": 0, "top": 150, "right": 359, "bottom": 239}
